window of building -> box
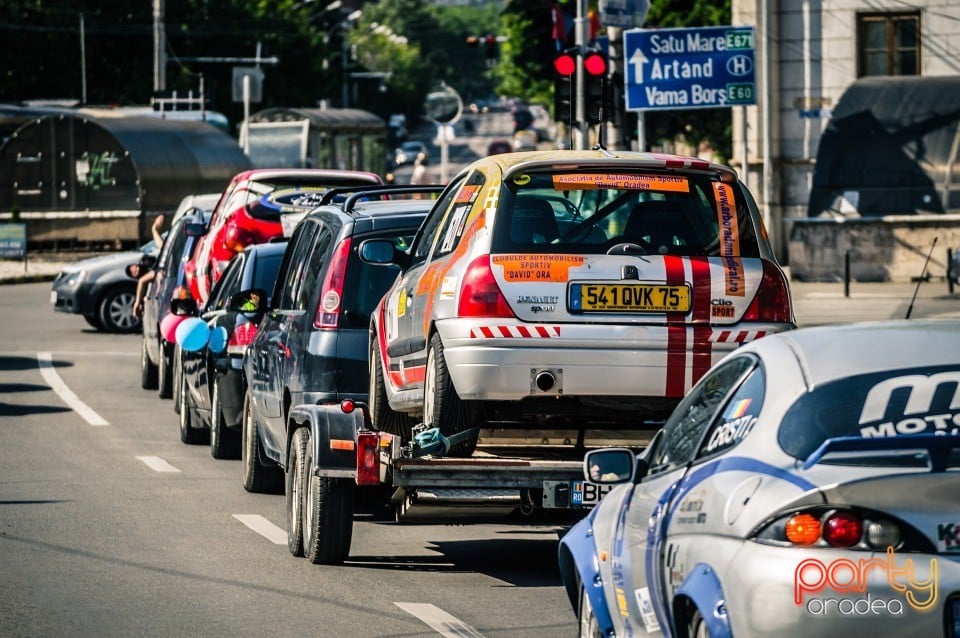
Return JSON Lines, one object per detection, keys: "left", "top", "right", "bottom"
{"left": 857, "top": 12, "right": 920, "bottom": 77}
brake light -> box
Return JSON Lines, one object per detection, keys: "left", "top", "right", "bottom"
{"left": 785, "top": 513, "right": 821, "bottom": 545}
{"left": 356, "top": 431, "right": 380, "bottom": 485}
{"left": 314, "top": 237, "right": 352, "bottom": 329}
{"left": 457, "top": 255, "right": 515, "bottom": 318}
{"left": 227, "top": 321, "right": 258, "bottom": 355}
{"left": 224, "top": 222, "right": 255, "bottom": 254}
{"left": 823, "top": 511, "right": 863, "bottom": 547}
{"left": 743, "top": 259, "right": 793, "bottom": 323}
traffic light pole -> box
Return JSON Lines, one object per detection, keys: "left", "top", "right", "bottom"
{"left": 574, "top": 0, "right": 588, "bottom": 149}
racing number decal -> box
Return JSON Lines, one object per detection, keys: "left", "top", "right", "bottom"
{"left": 713, "top": 182, "right": 745, "bottom": 297}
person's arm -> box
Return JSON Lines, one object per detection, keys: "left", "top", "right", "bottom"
{"left": 151, "top": 214, "right": 165, "bottom": 247}
{"left": 133, "top": 271, "right": 156, "bottom": 316}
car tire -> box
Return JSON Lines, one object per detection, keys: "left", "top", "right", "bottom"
{"left": 424, "top": 333, "right": 478, "bottom": 457}
{"left": 369, "top": 336, "right": 414, "bottom": 439}
{"left": 83, "top": 313, "right": 104, "bottom": 330}
{"left": 302, "top": 436, "right": 354, "bottom": 565}
{"left": 157, "top": 343, "right": 173, "bottom": 399}
{"left": 172, "top": 345, "right": 182, "bottom": 414}
{"left": 241, "top": 391, "right": 283, "bottom": 494}
{"left": 140, "top": 337, "right": 159, "bottom": 390}
{"left": 286, "top": 427, "right": 308, "bottom": 557}
{"left": 98, "top": 286, "right": 140, "bottom": 333}
{"left": 210, "top": 377, "right": 240, "bottom": 460}
{"left": 179, "top": 365, "right": 207, "bottom": 445}
{"left": 577, "top": 583, "right": 602, "bottom": 638}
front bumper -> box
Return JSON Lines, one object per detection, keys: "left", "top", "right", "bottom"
{"left": 50, "top": 279, "right": 94, "bottom": 315}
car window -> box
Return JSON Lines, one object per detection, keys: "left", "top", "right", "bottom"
{"left": 296, "top": 224, "right": 334, "bottom": 311}
{"left": 252, "top": 253, "right": 285, "bottom": 305}
{"left": 208, "top": 255, "right": 244, "bottom": 311}
{"left": 274, "top": 222, "right": 318, "bottom": 310}
{"left": 158, "top": 221, "right": 190, "bottom": 274}
{"left": 408, "top": 174, "right": 467, "bottom": 267}
{"left": 491, "top": 169, "right": 761, "bottom": 257}
{"left": 697, "top": 362, "right": 764, "bottom": 460}
{"left": 434, "top": 171, "right": 485, "bottom": 259}
{"left": 648, "top": 356, "right": 756, "bottom": 474}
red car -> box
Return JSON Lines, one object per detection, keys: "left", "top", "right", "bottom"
{"left": 187, "top": 169, "right": 382, "bottom": 303}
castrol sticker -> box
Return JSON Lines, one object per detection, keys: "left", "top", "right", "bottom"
{"left": 713, "top": 182, "right": 745, "bottom": 297}
{"left": 552, "top": 173, "right": 690, "bottom": 192}
{"left": 492, "top": 254, "right": 585, "bottom": 282}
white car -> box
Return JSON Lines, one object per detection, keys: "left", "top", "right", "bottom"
{"left": 361, "top": 150, "right": 795, "bottom": 455}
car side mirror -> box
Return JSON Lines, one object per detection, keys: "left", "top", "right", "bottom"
{"left": 229, "top": 288, "right": 267, "bottom": 320}
{"left": 582, "top": 448, "right": 636, "bottom": 485}
{"left": 184, "top": 221, "right": 207, "bottom": 237}
{"left": 170, "top": 297, "right": 198, "bottom": 317}
{"left": 359, "top": 238, "right": 408, "bottom": 268}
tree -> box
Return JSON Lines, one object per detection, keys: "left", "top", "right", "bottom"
{"left": 492, "top": 0, "right": 555, "bottom": 109}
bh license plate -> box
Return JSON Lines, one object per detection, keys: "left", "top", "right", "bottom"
{"left": 572, "top": 480, "right": 615, "bottom": 506}
{"left": 569, "top": 283, "right": 690, "bottom": 313}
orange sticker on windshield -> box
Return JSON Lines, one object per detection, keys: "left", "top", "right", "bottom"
{"left": 552, "top": 174, "right": 690, "bottom": 192}
{"left": 492, "top": 254, "right": 585, "bottom": 282}
{"left": 713, "top": 182, "right": 745, "bottom": 297}
{"left": 456, "top": 185, "right": 479, "bottom": 203}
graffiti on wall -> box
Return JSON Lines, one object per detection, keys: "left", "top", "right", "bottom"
{"left": 76, "top": 151, "right": 119, "bottom": 190}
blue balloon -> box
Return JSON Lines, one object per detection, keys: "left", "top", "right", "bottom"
{"left": 176, "top": 317, "right": 211, "bottom": 352}
{"left": 208, "top": 326, "right": 228, "bottom": 354}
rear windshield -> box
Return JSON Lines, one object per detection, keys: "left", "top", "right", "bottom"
{"left": 340, "top": 232, "right": 415, "bottom": 329}
{"left": 491, "top": 170, "right": 760, "bottom": 257}
{"left": 245, "top": 177, "right": 377, "bottom": 221}
{"left": 778, "top": 365, "right": 960, "bottom": 461}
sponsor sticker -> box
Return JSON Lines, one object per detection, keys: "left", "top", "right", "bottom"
{"left": 492, "top": 254, "right": 584, "bottom": 282}
{"left": 937, "top": 523, "right": 960, "bottom": 553}
{"left": 712, "top": 182, "right": 745, "bottom": 297}
{"left": 857, "top": 370, "right": 960, "bottom": 438}
{"left": 635, "top": 587, "right": 662, "bottom": 633}
{"left": 552, "top": 173, "right": 690, "bottom": 192}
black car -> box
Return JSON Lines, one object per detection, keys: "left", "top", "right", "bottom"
{"left": 178, "top": 241, "right": 287, "bottom": 459}
{"left": 51, "top": 239, "right": 160, "bottom": 333}
{"left": 238, "top": 185, "right": 439, "bottom": 494}
{"left": 139, "top": 211, "right": 210, "bottom": 397}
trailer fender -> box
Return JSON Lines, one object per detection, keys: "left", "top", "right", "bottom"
{"left": 288, "top": 403, "right": 363, "bottom": 479}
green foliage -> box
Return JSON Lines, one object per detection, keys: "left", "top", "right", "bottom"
{"left": 491, "top": 1, "right": 554, "bottom": 109}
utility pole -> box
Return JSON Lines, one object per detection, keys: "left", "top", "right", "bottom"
{"left": 153, "top": 0, "right": 166, "bottom": 92}
{"left": 574, "top": 0, "right": 588, "bottom": 149}
{"left": 79, "top": 13, "right": 87, "bottom": 104}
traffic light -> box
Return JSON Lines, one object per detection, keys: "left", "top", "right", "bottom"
{"left": 583, "top": 50, "right": 608, "bottom": 124}
{"left": 553, "top": 49, "right": 609, "bottom": 125}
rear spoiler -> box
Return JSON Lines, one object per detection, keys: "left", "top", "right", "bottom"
{"left": 802, "top": 434, "right": 960, "bottom": 472}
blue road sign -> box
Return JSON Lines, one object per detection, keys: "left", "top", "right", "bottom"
{"left": 624, "top": 26, "right": 756, "bottom": 111}
{"left": 0, "top": 223, "right": 26, "bottom": 259}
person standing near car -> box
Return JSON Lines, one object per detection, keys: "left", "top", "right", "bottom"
{"left": 133, "top": 214, "right": 165, "bottom": 317}
{"left": 410, "top": 153, "right": 429, "bottom": 186}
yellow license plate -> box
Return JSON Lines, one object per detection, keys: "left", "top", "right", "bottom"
{"left": 569, "top": 283, "right": 690, "bottom": 313}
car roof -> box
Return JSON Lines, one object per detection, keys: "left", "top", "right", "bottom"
{"left": 244, "top": 240, "right": 289, "bottom": 258}
{"left": 464, "top": 149, "right": 737, "bottom": 180}
{"left": 230, "top": 168, "right": 382, "bottom": 183}
{"left": 346, "top": 199, "right": 435, "bottom": 218}
{"left": 756, "top": 320, "right": 960, "bottom": 387}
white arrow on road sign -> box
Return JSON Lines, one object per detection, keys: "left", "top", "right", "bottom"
{"left": 629, "top": 48, "right": 648, "bottom": 84}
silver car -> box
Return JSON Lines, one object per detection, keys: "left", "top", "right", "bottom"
{"left": 558, "top": 320, "right": 960, "bottom": 637}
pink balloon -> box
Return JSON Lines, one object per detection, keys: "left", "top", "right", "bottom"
{"left": 160, "top": 313, "right": 187, "bottom": 344}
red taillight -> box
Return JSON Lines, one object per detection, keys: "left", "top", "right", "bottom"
{"left": 457, "top": 255, "right": 515, "bottom": 318}
{"left": 341, "top": 399, "right": 356, "bottom": 414}
{"left": 356, "top": 431, "right": 380, "bottom": 485}
{"left": 823, "top": 512, "right": 863, "bottom": 547}
{"left": 314, "top": 237, "right": 352, "bottom": 329}
{"left": 224, "top": 222, "right": 255, "bottom": 254}
{"left": 743, "top": 259, "right": 793, "bottom": 323}
{"left": 227, "top": 321, "right": 258, "bottom": 355}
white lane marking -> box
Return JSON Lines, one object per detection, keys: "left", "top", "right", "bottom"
{"left": 233, "top": 514, "right": 287, "bottom": 545}
{"left": 395, "top": 603, "right": 486, "bottom": 638}
{"left": 36, "top": 352, "right": 109, "bottom": 426}
{"left": 135, "top": 456, "right": 181, "bottom": 473}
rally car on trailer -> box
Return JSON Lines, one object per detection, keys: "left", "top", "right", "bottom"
{"left": 558, "top": 320, "right": 960, "bottom": 637}
{"left": 362, "top": 150, "right": 795, "bottom": 456}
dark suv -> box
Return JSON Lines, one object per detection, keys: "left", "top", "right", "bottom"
{"left": 238, "top": 185, "right": 440, "bottom": 493}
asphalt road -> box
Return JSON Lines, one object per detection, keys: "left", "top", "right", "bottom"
{"left": 2, "top": 270, "right": 959, "bottom": 637}
{"left": 1, "top": 282, "right": 576, "bottom": 638}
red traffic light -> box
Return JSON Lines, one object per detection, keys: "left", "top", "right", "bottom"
{"left": 554, "top": 54, "right": 576, "bottom": 77}
{"left": 584, "top": 52, "right": 606, "bottom": 76}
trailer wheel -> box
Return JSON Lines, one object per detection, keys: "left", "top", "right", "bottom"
{"left": 424, "top": 333, "right": 478, "bottom": 457}
{"left": 302, "top": 439, "right": 354, "bottom": 565}
{"left": 370, "top": 336, "right": 414, "bottom": 439}
{"left": 286, "top": 427, "right": 308, "bottom": 557}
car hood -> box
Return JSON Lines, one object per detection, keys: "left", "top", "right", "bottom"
{"left": 59, "top": 251, "right": 144, "bottom": 275}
